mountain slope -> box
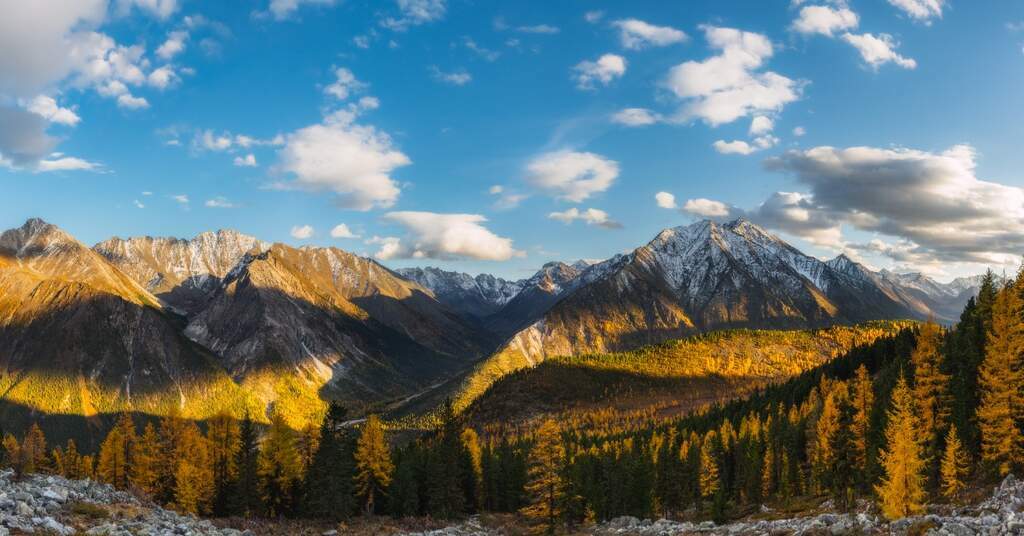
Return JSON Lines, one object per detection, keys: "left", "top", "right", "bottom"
{"left": 0, "top": 219, "right": 258, "bottom": 426}
{"left": 94, "top": 230, "right": 267, "bottom": 316}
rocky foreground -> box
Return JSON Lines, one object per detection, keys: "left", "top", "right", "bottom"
{"left": 0, "top": 469, "right": 241, "bottom": 535}
{"left": 406, "top": 475, "right": 1024, "bottom": 535}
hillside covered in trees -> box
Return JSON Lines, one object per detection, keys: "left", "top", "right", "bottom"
{"left": 0, "top": 270, "right": 1018, "bottom": 534}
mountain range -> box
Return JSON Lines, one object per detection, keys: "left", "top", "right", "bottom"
{"left": 0, "top": 217, "right": 994, "bottom": 431}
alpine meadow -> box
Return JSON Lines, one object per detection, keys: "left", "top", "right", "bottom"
{"left": 2, "top": 1, "right": 1024, "bottom": 535}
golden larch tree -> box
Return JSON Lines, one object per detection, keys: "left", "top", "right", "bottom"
{"left": 174, "top": 422, "right": 214, "bottom": 515}
{"left": 977, "top": 277, "right": 1024, "bottom": 475}
{"left": 131, "top": 422, "right": 161, "bottom": 496}
{"left": 21, "top": 424, "right": 48, "bottom": 474}
{"left": 353, "top": 414, "right": 393, "bottom": 516}
{"left": 699, "top": 431, "right": 719, "bottom": 499}
{"left": 875, "top": 376, "right": 927, "bottom": 520}
{"left": 520, "top": 418, "right": 565, "bottom": 535}
{"left": 97, "top": 414, "right": 136, "bottom": 488}
{"left": 912, "top": 321, "right": 950, "bottom": 448}
{"left": 850, "top": 364, "right": 874, "bottom": 470}
{"left": 941, "top": 425, "right": 968, "bottom": 501}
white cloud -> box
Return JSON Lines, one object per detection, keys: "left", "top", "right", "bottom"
{"left": 665, "top": 25, "right": 802, "bottom": 126}
{"left": 683, "top": 198, "right": 733, "bottom": 218}
{"left": 489, "top": 185, "right": 503, "bottom": 194}
{"left": 463, "top": 38, "right": 500, "bottom": 62}
{"left": 488, "top": 185, "right": 527, "bottom": 209}
{"left": 791, "top": 5, "right": 859, "bottom": 37}
{"left": 275, "top": 108, "right": 410, "bottom": 210}
{"left": 147, "top": 66, "right": 178, "bottom": 90}
{"left": 353, "top": 35, "right": 370, "bottom": 49}
{"left": 526, "top": 150, "right": 619, "bottom": 202}
{"left": 233, "top": 153, "right": 257, "bottom": 167}
{"left": 841, "top": 32, "right": 917, "bottom": 69}
{"left": 324, "top": 67, "right": 367, "bottom": 100}
{"left": 712, "top": 140, "right": 756, "bottom": 155}
{"left": 793, "top": 126, "right": 806, "bottom": 136}
{"left": 749, "top": 115, "right": 773, "bottom": 136}
{"left": 517, "top": 24, "right": 559, "bottom": 34}
{"left": 612, "top": 19, "right": 688, "bottom": 50}
{"left": 584, "top": 11, "right": 605, "bottom": 24}
{"left": 26, "top": 95, "right": 80, "bottom": 126}
{"left": 655, "top": 191, "right": 677, "bottom": 209}
{"left": 887, "top": 0, "right": 944, "bottom": 23}
{"left": 573, "top": 54, "right": 626, "bottom": 90}
{"left": 36, "top": 155, "right": 100, "bottom": 172}
{"left": 548, "top": 207, "right": 622, "bottom": 229}
{"left": 611, "top": 108, "right": 661, "bottom": 127}
{"left": 156, "top": 30, "right": 188, "bottom": 60}
{"left": 116, "top": 94, "right": 150, "bottom": 109}
{"left": 204, "top": 196, "right": 235, "bottom": 208}
{"left": 290, "top": 224, "right": 314, "bottom": 239}
{"left": 0, "top": 106, "right": 57, "bottom": 167}
{"left": 330, "top": 223, "right": 359, "bottom": 238}
{"left": 754, "top": 135, "right": 779, "bottom": 149}
{"left": 133, "top": 199, "right": 145, "bottom": 209}
{"left": 377, "top": 211, "right": 522, "bottom": 261}
{"left": 759, "top": 144, "right": 1024, "bottom": 264}
{"left": 381, "top": 0, "right": 446, "bottom": 31}
{"left": 171, "top": 194, "right": 189, "bottom": 204}
{"left": 115, "top": 0, "right": 179, "bottom": 19}
{"left": 429, "top": 66, "right": 471, "bottom": 86}
{"left": 268, "top": 0, "right": 336, "bottom": 20}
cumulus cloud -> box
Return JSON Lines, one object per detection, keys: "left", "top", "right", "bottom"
{"left": 115, "top": 0, "right": 179, "bottom": 19}
{"left": 612, "top": 108, "right": 661, "bottom": 127}
{"left": 682, "top": 198, "right": 734, "bottom": 218}
{"left": 0, "top": 106, "right": 57, "bottom": 167}
{"left": 268, "top": 0, "right": 336, "bottom": 20}
{"left": 488, "top": 185, "right": 527, "bottom": 210}
{"left": 655, "top": 191, "right": 677, "bottom": 209}
{"left": 26, "top": 95, "right": 80, "bottom": 126}
{"left": 376, "top": 211, "right": 522, "bottom": 261}
{"left": 117, "top": 94, "right": 149, "bottom": 109}
{"left": 573, "top": 54, "right": 626, "bottom": 90}
{"left": 36, "top": 155, "right": 101, "bottom": 172}
{"left": 665, "top": 25, "right": 802, "bottom": 126}
{"left": 707, "top": 144, "right": 1024, "bottom": 267}
{"left": 548, "top": 207, "right": 622, "bottom": 229}
{"left": 887, "top": 0, "right": 944, "bottom": 23}
{"left": 791, "top": 5, "right": 859, "bottom": 37}
{"left": 712, "top": 140, "right": 756, "bottom": 155}
{"left": 381, "top": 0, "right": 446, "bottom": 31}
{"left": 204, "top": 196, "right": 235, "bottom": 208}
{"left": 275, "top": 107, "right": 410, "bottom": 210}
{"left": 330, "top": 223, "right": 359, "bottom": 239}
{"left": 290, "top": 224, "right": 314, "bottom": 239}
{"left": 147, "top": 66, "right": 178, "bottom": 90}
{"left": 841, "top": 32, "right": 917, "bottom": 69}
{"left": 233, "top": 154, "right": 257, "bottom": 167}
{"left": 526, "top": 150, "right": 619, "bottom": 202}
{"left": 584, "top": 11, "right": 605, "bottom": 24}
{"left": 749, "top": 115, "right": 773, "bottom": 136}
{"left": 429, "top": 66, "right": 471, "bottom": 86}
{"left": 324, "top": 67, "right": 367, "bottom": 100}
{"left": 793, "top": 126, "right": 806, "bottom": 136}
{"left": 612, "top": 19, "right": 688, "bottom": 50}
{"left": 156, "top": 30, "right": 188, "bottom": 60}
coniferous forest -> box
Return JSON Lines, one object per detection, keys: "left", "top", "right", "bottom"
{"left": 1, "top": 270, "right": 1020, "bottom": 533}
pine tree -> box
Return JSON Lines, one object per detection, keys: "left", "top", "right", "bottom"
{"left": 354, "top": 414, "right": 393, "bottom": 516}
{"left": 875, "top": 376, "right": 927, "bottom": 520}
{"left": 230, "top": 412, "right": 262, "bottom": 517}
{"left": 827, "top": 400, "right": 857, "bottom": 510}
{"left": 259, "top": 411, "right": 302, "bottom": 517}
{"left": 427, "top": 401, "right": 466, "bottom": 519}
{"left": 97, "top": 414, "right": 136, "bottom": 488}
{"left": 977, "top": 276, "right": 1024, "bottom": 475}
{"left": 912, "top": 321, "right": 950, "bottom": 450}
{"left": 155, "top": 410, "right": 187, "bottom": 505}
{"left": 941, "top": 425, "right": 968, "bottom": 501}
{"left": 131, "top": 422, "right": 161, "bottom": 496}
{"left": 302, "top": 402, "right": 356, "bottom": 520}
{"left": 521, "top": 419, "right": 564, "bottom": 535}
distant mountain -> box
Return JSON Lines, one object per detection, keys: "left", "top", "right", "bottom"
{"left": 94, "top": 230, "right": 267, "bottom": 316}
{"left": 443, "top": 219, "right": 990, "bottom": 411}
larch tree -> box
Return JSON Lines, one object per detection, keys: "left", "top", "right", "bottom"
{"left": 875, "top": 376, "right": 927, "bottom": 520}
{"left": 131, "top": 422, "right": 161, "bottom": 496}
{"left": 259, "top": 411, "right": 303, "bottom": 518}
{"left": 850, "top": 364, "right": 874, "bottom": 472}
{"left": 521, "top": 418, "right": 565, "bottom": 535}
{"left": 21, "top": 423, "right": 48, "bottom": 475}
{"left": 3, "top": 434, "right": 22, "bottom": 479}
{"left": 174, "top": 422, "right": 214, "bottom": 515}
{"left": 977, "top": 276, "right": 1024, "bottom": 476}
{"left": 911, "top": 321, "right": 950, "bottom": 450}
{"left": 699, "top": 431, "right": 719, "bottom": 501}
{"left": 461, "top": 427, "right": 484, "bottom": 513}
{"left": 354, "top": 414, "right": 393, "bottom": 516}
{"left": 97, "top": 414, "right": 136, "bottom": 488}
{"left": 940, "top": 425, "right": 968, "bottom": 501}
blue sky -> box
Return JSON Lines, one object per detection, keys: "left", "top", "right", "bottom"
{"left": 2, "top": 0, "right": 1023, "bottom": 281}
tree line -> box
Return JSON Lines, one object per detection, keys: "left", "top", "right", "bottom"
{"left": 0, "top": 270, "right": 1020, "bottom": 534}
